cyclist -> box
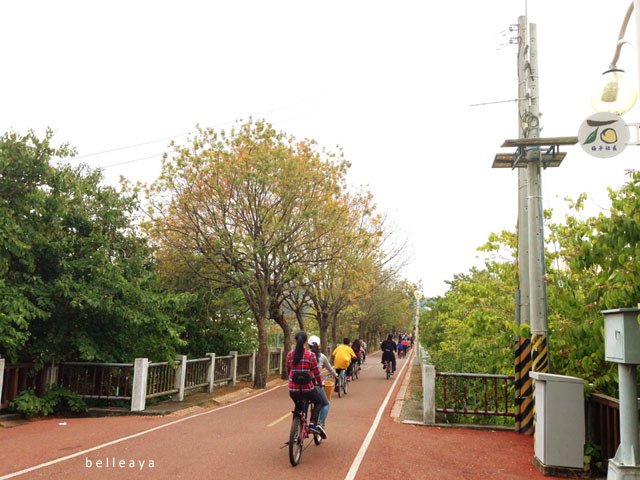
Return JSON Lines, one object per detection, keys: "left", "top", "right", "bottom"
{"left": 332, "top": 337, "right": 357, "bottom": 383}
{"left": 287, "top": 331, "right": 328, "bottom": 438}
{"left": 359, "top": 338, "right": 367, "bottom": 363}
{"left": 308, "top": 335, "right": 336, "bottom": 435}
{"left": 350, "top": 338, "right": 362, "bottom": 379}
{"left": 397, "top": 339, "right": 405, "bottom": 359}
{"left": 380, "top": 334, "right": 397, "bottom": 374}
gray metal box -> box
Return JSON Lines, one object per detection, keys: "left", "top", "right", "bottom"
{"left": 602, "top": 308, "right": 640, "bottom": 364}
{"left": 530, "top": 372, "right": 585, "bottom": 470}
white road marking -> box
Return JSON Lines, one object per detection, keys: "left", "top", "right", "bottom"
{"left": 0, "top": 385, "right": 284, "bottom": 479}
{"left": 344, "top": 353, "right": 412, "bottom": 480}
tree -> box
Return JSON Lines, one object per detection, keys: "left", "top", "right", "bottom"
{"left": 144, "top": 119, "right": 349, "bottom": 388}
{"left": 0, "top": 130, "right": 186, "bottom": 364}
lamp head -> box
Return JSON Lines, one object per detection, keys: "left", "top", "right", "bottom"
{"left": 591, "top": 68, "right": 637, "bottom": 115}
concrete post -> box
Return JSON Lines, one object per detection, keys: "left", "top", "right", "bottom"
{"left": 422, "top": 363, "right": 436, "bottom": 425}
{"left": 251, "top": 350, "right": 256, "bottom": 382}
{"left": 266, "top": 349, "right": 271, "bottom": 375}
{"left": 43, "top": 362, "right": 59, "bottom": 393}
{"left": 131, "top": 358, "right": 149, "bottom": 412}
{"left": 173, "top": 355, "right": 187, "bottom": 402}
{"left": 0, "top": 358, "right": 4, "bottom": 409}
{"left": 279, "top": 347, "right": 285, "bottom": 374}
{"left": 610, "top": 364, "right": 639, "bottom": 470}
{"left": 229, "top": 351, "right": 238, "bottom": 386}
{"left": 206, "top": 353, "right": 216, "bottom": 393}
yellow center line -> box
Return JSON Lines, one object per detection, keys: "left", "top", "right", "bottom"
{"left": 267, "top": 412, "right": 291, "bottom": 427}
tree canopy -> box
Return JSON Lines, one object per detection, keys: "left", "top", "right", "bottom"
{"left": 0, "top": 130, "right": 187, "bottom": 364}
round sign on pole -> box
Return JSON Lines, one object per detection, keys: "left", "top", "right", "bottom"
{"left": 578, "top": 112, "right": 629, "bottom": 158}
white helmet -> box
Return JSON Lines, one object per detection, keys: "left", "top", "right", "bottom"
{"left": 308, "top": 335, "right": 320, "bottom": 346}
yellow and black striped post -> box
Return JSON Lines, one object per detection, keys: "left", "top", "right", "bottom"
{"left": 515, "top": 336, "right": 534, "bottom": 435}
{"left": 531, "top": 333, "right": 549, "bottom": 374}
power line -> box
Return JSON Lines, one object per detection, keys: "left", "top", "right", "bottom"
{"left": 102, "top": 153, "right": 164, "bottom": 169}
{"left": 72, "top": 95, "right": 326, "bottom": 161}
{"left": 73, "top": 132, "right": 191, "bottom": 160}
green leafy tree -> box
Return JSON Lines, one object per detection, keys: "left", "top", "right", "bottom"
{"left": 0, "top": 130, "right": 186, "bottom": 364}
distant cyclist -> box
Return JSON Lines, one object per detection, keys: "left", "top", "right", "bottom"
{"left": 359, "top": 338, "right": 367, "bottom": 363}
{"left": 380, "top": 334, "right": 397, "bottom": 374}
{"left": 287, "top": 331, "right": 328, "bottom": 438}
{"left": 350, "top": 338, "right": 362, "bottom": 377}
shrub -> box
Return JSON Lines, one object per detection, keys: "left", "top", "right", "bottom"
{"left": 9, "top": 390, "right": 53, "bottom": 418}
{"left": 9, "top": 387, "right": 87, "bottom": 418}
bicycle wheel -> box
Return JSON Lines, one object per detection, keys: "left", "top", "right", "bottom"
{"left": 343, "top": 374, "right": 348, "bottom": 395}
{"left": 337, "top": 376, "right": 342, "bottom": 398}
{"left": 289, "top": 414, "right": 303, "bottom": 466}
{"left": 386, "top": 362, "right": 391, "bottom": 380}
{"left": 353, "top": 364, "right": 359, "bottom": 380}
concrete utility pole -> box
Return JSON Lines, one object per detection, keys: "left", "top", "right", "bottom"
{"left": 526, "top": 24, "right": 551, "bottom": 376}
{"left": 515, "top": 16, "right": 534, "bottom": 436}
{"left": 492, "top": 16, "right": 577, "bottom": 436}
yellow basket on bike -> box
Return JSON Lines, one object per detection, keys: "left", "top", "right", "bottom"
{"left": 323, "top": 380, "right": 334, "bottom": 400}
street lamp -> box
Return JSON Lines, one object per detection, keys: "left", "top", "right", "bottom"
{"left": 413, "top": 290, "right": 421, "bottom": 344}
{"left": 591, "top": 68, "right": 637, "bottom": 114}
{"left": 591, "top": 1, "right": 638, "bottom": 114}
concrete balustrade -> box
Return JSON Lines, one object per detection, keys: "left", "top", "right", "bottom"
{"left": 0, "top": 349, "right": 284, "bottom": 414}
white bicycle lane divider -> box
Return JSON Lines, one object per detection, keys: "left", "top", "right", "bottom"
{"left": 344, "top": 351, "right": 412, "bottom": 480}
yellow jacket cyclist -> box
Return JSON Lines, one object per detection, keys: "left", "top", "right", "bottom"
{"left": 332, "top": 338, "right": 357, "bottom": 378}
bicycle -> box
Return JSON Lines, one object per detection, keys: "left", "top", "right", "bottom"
{"left": 384, "top": 359, "right": 392, "bottom": 380}
{"left": 288, "top": 399, "right": 322, "bottom": 466}
{"left": 335, "top": 369, "right": 348, "bottom": 397}
{"left": 352, "top": 359, "right": 361, "bottom": 380}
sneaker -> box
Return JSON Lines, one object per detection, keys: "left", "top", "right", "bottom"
{"left": 308, "top": 424, "right": 320, "bottom": 434}
{"left": 382, "top": 365, "right": 386, "bottom": 370}
{"left": 316, "top": 424, "right": 327, "bottom": 439}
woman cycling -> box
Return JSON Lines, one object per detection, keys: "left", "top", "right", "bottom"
{"left": 308, "top": 335, "right": 336, "bottom": 435}
{"left": 286, "top": 331, "right": 328, "bottom": 439}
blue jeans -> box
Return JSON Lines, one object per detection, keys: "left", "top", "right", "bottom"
{"left": 315, "top": 386, "right": 330, "bottom": 425}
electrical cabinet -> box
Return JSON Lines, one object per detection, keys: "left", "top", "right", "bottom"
{"left": 603, "top": 308, "right": 640, "bottom": 364}
{"left": 530, "top": 372, "right": 585, "bottom": 470}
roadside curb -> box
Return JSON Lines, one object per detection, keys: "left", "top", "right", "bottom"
{"left": 390, "top": 352, "right": 413, "bottom": 420}
{"left": 86, "top": 378, "right": 288, "bottom": 418}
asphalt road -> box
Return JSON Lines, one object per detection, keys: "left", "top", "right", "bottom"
{"left": 0, "top": 352, "right": 410, "bottom": 480}
{"left": 0, "top": 351, "right": 558, "bottom": 480}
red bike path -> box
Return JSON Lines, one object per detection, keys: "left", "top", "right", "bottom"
{"left": 0, "top": 352, "right": 559, "bottom": 479}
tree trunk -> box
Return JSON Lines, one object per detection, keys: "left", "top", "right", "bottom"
{"left": 254, "top": 314, "right": 269, "bottom": 389}
{"left": 294, "top": 308, "right": 306, "bottom": 331}
{"left": 271, "top": 305, "right": 291, "bottom": 380}
{"left": 330, "top": 314, "right": 337, "bottom": 350}
{"left": 317, "top": 311, "right": 330, "bottom": 357}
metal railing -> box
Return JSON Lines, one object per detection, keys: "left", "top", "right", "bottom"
{"left": 2, "top": 349, "right": 281, "bottom": 412}
{"left": 236, "top": 354, "right": 253, "bottom": 380}
{"left": 585, "top": 392, "right": 640, "bottom": 460}
{"left": 1, "top": 363, "right": 44, "bottom": 409}
{"left": 147, "top": 362, "right": 180, "bottom": 399}
{"left": 58, "top": 362, "right": 134, "bottom": 400}
{"left": 214, "top": 356, "right": 233, "bottom": 385}
{"left": 268, "top": 350, "right": 282, "bottom": 374}
{"left": 185, "top": 358, "right": 210, "bottom": 392}
{"left": 436, "top": 372, "right": 516, "bottom": 419}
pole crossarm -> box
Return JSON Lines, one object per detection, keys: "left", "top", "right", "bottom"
{"left": 492, "top": 136, "right": 577, "bottom": 170}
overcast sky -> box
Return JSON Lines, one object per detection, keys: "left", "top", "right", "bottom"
{"left": 2, "top": 0, "right": 638, "bottom": 297}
